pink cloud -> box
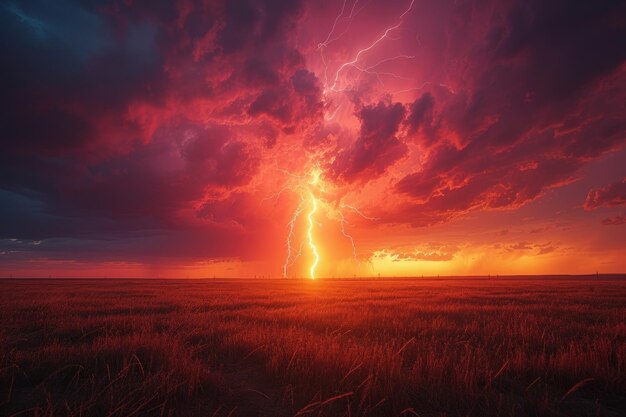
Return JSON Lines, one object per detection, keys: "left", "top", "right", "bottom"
{"left": 584, "top": 178, "right": 626, "bottom": 210}
{"left": 600, "top": 215, "right": 625, "bottom": 226}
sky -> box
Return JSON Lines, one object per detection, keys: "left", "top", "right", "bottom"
{"left": 0, "top": 0, "right": 625, "bottom": 278}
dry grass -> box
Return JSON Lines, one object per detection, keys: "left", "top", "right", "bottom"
{"left": 0, "top": 277, "right": 625, "bottom": 416}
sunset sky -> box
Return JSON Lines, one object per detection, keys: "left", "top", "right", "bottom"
{"left": 1, "top": 0, "right": 625, "bottom": 278}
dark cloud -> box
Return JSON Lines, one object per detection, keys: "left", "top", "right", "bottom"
{"left": 375, "top": 244, "right": 459, "bottom": 262}
{"left": 0, "top": 0, "right": 312, "bottom": 263}
{"left": 394, "top": 251, "right": 454, "bottom": 262}
{"left": 331, "top": 101, "right": 407, "bottom": 183}
{"left": 248, "top": 68, "right": 323, "bottom": 130}
{"left": 291, "top": 69, "right": 321, "bottom": 106}
{"left": 395, "top": 174, "right": 442, "bottom": 202}
{"left": 406, "top": 92, "right": 437, "bottom": 145}
{"left": 601, "top": 215, "right": 625, "bottom": 226}
{"left": 0, "top": 0, "right": 624, "bottom": 269}
{"left": 505, "top": 242, "right": 556, "bottom": 255}
{"left": 494, "top": 1, "right": 625, "bottom": 99}
{"left": 0, "top": 1, "right": 163, "bottom": 156}
{"left": 536, "top": 246, "right": 556, "bottom": 255}
{"left": 509, "top": 242, "right": 532, "bottom": 251}
{"left": 386, "top": 0, "right": 626, "bottom": 225}
{"left": 396, "top": 153, "right": 579, "bottom": 220}
{"left": 197, "top": 192, "right": 262, "bottom": 229}
{"left": 407, "top": 249, "right": 455, "bottom": 261}
{"left": 58, "top": 122, "right": 259, "bottom": 222}
{"left": 249, "top": 88, "right": 294, "bottom": 123}
{"left": 584, "top": 178, "right": 626, "bottom": 210}
{"left": 218, "top": 0, "right": 303, "bottom": 54}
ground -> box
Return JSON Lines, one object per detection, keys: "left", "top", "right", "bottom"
{"left": 1, "top": 277, "right": 625, "bottom": 417}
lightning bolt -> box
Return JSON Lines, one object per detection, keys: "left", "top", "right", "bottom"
{"left": 274, "top": 0, "right": 444, "bottom": 278}
{"left": 325, "top": 104, "right": 342, "bottom": 121}
{"left": 283, "top": 198, "right": 305, "bottom": 278}
{"left": 284, "top": 0, "right": 416, "bottom": 276}
{"left": 307, "top": 192, "right": 320, "bottom": 279}
{"left": 391, "top": 82, "right": 457, "bottom": 97}
{"left": 319, "top": 0, "right": 451, "bottom": 102}
{"left": 326, "top": 0, "right": 416, "bottom": 93}
{"left": 279, "top": 168, "right": 322, "bottom": 279}
{"left": 341, "top": 203, "right": 378, "bottom": 221}
{"left": 274, "top": 168, "right": 374, "bottom": 279}
{"left": 339, "top": 210, "right": 357, "bottom": 259}
{"left": 323, "top": 0, "right": 363, "bottom": 46}
{"left": 352, "top": 55, "right": 416, "bottom": 88}
{"left": 318, "top": 0, "right": 363, "bottom": 87}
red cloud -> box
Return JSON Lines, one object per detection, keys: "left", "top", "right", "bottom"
{"left": 601, "top": 215, "right": 625, "bottom": 226}
{"left": 1, "top": 0, "right": 625, "bottom": 270}
{"left": 584, "top": 178, "right": 626, "bottom": 210}
{"left": 393, "top": 252, "right": 454, "bottom": 262}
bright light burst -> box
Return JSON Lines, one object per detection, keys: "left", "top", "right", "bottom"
{"left": 277, "top": 166, "right": 373, "bottom": 279}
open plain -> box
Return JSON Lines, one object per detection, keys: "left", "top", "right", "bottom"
{"left": 1, "top": 277, "right": 625, "bottom": 417}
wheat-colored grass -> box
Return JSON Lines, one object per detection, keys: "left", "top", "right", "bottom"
{"left": 1, "top": 278, "right": 624, "bottom": 416}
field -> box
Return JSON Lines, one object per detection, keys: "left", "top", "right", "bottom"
{"left": 1, "top": 278, "right": 625, "bottom": 417}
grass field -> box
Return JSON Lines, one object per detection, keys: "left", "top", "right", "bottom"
{"left": 1, "top": 277, "right": 625, "bottom": 417}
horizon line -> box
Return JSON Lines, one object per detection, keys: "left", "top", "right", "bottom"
{"left": 2, "top": 273, "right": 626, "bottom": 281}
